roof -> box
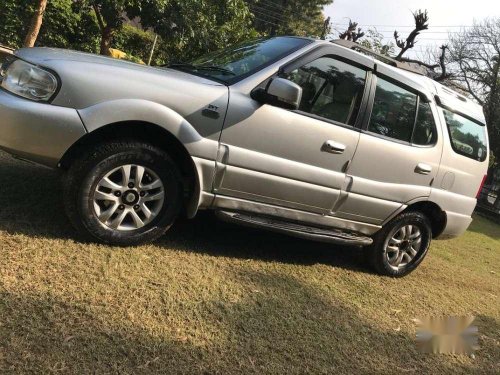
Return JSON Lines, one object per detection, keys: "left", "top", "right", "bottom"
{"left": 322, "top": 39, "right": 485, "bottom": 124}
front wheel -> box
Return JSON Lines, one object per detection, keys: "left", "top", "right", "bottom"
{"left": 366, "top": 211, "right": 432, "bottom": 277}
{"left": 62, "top": 140, "right": 182, "bottom": 246}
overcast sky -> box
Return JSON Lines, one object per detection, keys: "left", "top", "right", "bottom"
{"left": 324, "top": 0, "right": 500, "bottom": 57}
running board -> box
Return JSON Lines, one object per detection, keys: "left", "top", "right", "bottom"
{"left": 216, "top": 211, "right": 373, "bottom": 246}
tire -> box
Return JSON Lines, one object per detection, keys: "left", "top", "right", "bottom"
{"left": 62, "top": 140, "right": 182, "bottom": 246}
{"left": 366, "top": 211, "right": 432, "bottom": 277}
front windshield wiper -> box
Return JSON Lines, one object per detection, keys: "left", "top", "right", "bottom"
{"left": 195, "top": 65, "right": 236, "bottom": 76}
{"left": 166, "top": 63, "right": 197, "bottom": 69}
{"left": 166, "top": 63, "right": 235, "bottom": 76}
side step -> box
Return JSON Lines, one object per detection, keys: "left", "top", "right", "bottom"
{"left": 216, "top": 211, "right": 373, "bottom": 246}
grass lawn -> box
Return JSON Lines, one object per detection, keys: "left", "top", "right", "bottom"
{"left": 0, "top": 151, "right": 498, "bottom": 374}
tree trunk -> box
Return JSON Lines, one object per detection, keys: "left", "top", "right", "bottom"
{"left": 100, "top": 27, "right": 114, "bottom": 56}
{"left": 24, "top": 0, "right": 48, "bottom": 47}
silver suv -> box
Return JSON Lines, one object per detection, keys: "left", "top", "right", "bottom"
{"left": 0, "top": 37, "right": 489, "bottom": 276}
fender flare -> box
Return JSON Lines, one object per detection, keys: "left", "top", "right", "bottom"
{"left": 76, "top": 99, "right": 217, "bottom": 218}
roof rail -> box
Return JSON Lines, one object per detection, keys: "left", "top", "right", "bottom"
{"left": 331, "top": 39, "right": 427, "bottom": 76}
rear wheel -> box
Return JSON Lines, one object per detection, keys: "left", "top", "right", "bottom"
{"left": 62, "top": 140, "right": 182, "bottom": 246}
{"left": 367, "top": 211, "right": 432, "bottom": 277}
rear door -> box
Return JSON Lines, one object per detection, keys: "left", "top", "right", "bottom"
{"left": 335, "top": 65, "right": 443, "bottom": 224}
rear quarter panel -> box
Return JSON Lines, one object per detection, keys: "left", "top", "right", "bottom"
{"left": 430, "top": 106, "right": 489, "bottom": 238}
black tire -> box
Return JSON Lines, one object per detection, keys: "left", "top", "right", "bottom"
{"left": 62, "top": 140, "right": 182, "bottom": 246}
{"left": 366, "top": 211, "right": 432, "bottom": 277}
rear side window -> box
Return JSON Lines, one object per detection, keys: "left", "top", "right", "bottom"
{"left": 368, "top": 78, "right": 417, "bottom": 142}
{"left": 442, "top": 109, "right": 487, "bottom": 161}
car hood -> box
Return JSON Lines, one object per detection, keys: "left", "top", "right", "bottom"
{"left": 13, "top": 48, "right": 230, "bottom": 126}
{"left": 15, "top": 47, "right": 223, "bottom": 88}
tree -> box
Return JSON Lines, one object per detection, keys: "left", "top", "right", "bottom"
{"left": 446, "top": 19, "right": 500, "bottom": 207}
{"left": 24, "top": 0, "right": 48, "bottom": 47}
{"left": 393, "top": 9, "right": 428, "bottom": 60}
{"left": 72, "top": 0, "right": 134, "bottom": 56}
{"left": 0, "top": 0, "right": 99, "bottom": 51}
{"left": 339, "top": 20, "right": 365, "bottom": 42}
{"left": 131, "top": 0, "right": 257, "bottom": 63}
{"left": 340, "top": 10, "right": 449, "bottom": 81}
{"left": 245, "top": 0, "right": 333, "bottom": 37}
{"left": 359, "top": 29, "right": 394, "bottom": 56}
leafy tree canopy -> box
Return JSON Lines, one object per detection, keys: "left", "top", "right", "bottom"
{"left": 0, "top": 0, "right": 99, "bottom": 51}
{"left": 245, "top": 0, "right": 332, "bottom": 37}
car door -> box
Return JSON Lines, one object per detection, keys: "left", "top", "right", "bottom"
{"left": 214, "top": 51, "right": 373, "bottom": 214}
{"left": 334, "top": 64, "right": 443, "bottom": 224}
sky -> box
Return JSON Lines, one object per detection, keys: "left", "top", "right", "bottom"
{"left": 324, "top": 0, "right": 500, "bottom": 58}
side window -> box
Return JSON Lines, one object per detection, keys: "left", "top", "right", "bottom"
{"left": 368, "top": 78, "right": 417, "bottom": 142}
{"left": 442, "top": 109, "right": 488, "bottom": 161}
{"left": 412, "top": 101, "right": 437, "bottom": 146}
{"left": 285, "top": 57, "right": 366, "bottom": 126}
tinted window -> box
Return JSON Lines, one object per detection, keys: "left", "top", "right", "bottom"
{"left": 187, "top": 37, "right": 311, "bottom": 83}
{"left": 285, "top": 57, "right": 366, "bottom": 125}
{"left": 412, "top": 101, "right": 437, "bottom": 146}
{"left": 442, "top": 109, "right": 487, "bottom": 161}
{"left": 369, "top": 78, "right": 417, "bottom": 142}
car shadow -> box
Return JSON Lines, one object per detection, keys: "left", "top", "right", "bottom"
{"left": 161, "top": 212, "right": 371, "bottom": 272}
{"left": 0, "top": 151, "right": 371, "bottom": 273}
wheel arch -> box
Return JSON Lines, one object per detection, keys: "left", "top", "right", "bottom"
{"left": 59, "top": 121, "right": 203, "bottom": 218}
{"left": 403, "top": 200, "right": 447, "bottom": 238}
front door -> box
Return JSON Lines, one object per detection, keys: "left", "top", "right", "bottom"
{"left": 215, "top": 54, "right": 371, "bottom": 214}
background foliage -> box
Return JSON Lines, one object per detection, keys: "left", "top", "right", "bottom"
{"left": 0, "top": 0, "right": 331, "bottom": 63}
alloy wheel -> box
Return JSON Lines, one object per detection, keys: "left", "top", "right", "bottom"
{"left": 92, "top": 164, "right": 165, "bottom": 231}
{"left": 385, "top": 224, "right": 422, "bottom": 270}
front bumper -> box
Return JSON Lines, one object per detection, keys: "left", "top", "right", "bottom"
{"left": 0, "top": 89, "right": 86, "bottom": 167}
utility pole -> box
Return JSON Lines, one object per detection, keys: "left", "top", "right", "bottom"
{"left": 147, "top": 34, "right": 158, "bottom": 66}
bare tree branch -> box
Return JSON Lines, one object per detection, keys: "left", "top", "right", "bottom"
{"left": 394, "top": 9, "right": 429, "bottom": 60}
{"left": 339, "top": 20, "right": 365, "bottom": 42}
{"left": 434, "top": 45, "right": 450, "bottom": 82}
{"left": 398, "top": 57, "right": 439, "bottom": 70}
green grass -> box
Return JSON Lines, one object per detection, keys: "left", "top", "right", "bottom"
{"left": 0, "top": 151, "right": 499, "bottom": 374}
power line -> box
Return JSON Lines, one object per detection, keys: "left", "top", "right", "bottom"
{"left": 250, "top": 4, "right": 285, "bottom": 19}
{"left": 331, "top": 23, "right": 474, "bottom": 28}
{"left": 336, "top": 27, "right": 462, "bottom": 34}
{"left": 364, "top": 30, "right": 462, "bottom": 34}
{"left": 254, "top": 1, "right": 318, "bottom": 21}
{"left": 253, "top": 17, "right": 281, "bottom": 29}
{"left": 250, "top": 4, "right": 320, "bottom": 26}
{"left": 250, "top": 7, "right": 284, "bottom": 23}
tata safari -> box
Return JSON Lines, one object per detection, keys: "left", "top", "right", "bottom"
{"left": 0, "top": 37, "right": 489, "bottom": 276}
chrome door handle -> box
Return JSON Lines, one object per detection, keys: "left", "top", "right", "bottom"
{"left": 323, "top": 140, "right": 346, "bottom": 154}
{"left": 415, "top": 163, "right": 432, "bottom": 175}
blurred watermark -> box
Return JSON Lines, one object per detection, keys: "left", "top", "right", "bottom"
{"left": 416, "top": 316, "right": 479, "bottom": 354}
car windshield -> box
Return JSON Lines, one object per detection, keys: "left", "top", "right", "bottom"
{"left": 168, "top": 37, "right": 312, "bottom": 84}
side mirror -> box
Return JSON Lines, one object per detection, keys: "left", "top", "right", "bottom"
{"left": 251, "top": 77, "right": 303, "bottom": 110}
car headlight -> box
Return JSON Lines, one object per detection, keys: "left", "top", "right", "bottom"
{"left": 1, "top": 59, "right": 58, "bottom": 101}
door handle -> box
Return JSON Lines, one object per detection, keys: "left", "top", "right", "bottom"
{"left": 322, "top": 140, "right": 346, "bottom": 154}
{"left": 415, "top": 163, "right": 432, "bottom": 175}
